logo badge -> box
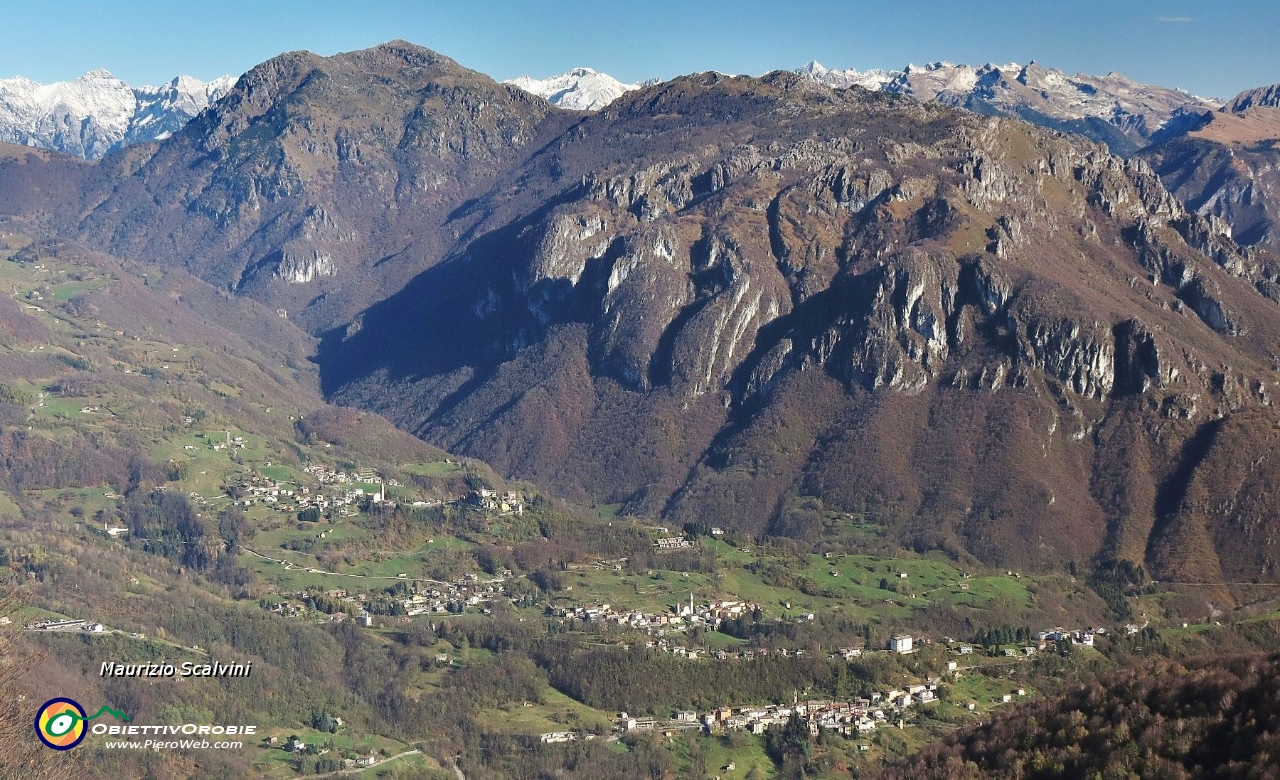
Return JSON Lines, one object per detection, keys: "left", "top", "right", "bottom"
{"left": 34, "top": 697, "right": 88, "bottom": 750}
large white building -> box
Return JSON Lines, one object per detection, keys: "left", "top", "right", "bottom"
{"left": 889, "top": 635, "right": 914, "bottom": 654}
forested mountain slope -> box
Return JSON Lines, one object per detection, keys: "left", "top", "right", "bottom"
{"left": 4, "top": 44, "right": 1280, "bottom": 584}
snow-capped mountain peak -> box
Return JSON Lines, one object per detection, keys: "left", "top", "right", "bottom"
{"left": 797, "top": 60, "right": 828, "bottom": 77}
{"left": 791, "top": 60, "right": 896, "bottom": 92}
{"left": 795, "top": 58, "right": 1219, "bottom": 153}
{"left": 0, "top": 70, "right": 235, "bottom": 159}
{"left": 505, "top": 68, "right": 642, "bottom": 111}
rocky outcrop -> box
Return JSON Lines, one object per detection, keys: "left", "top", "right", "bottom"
{"left": 274, "top": 249, "right": 337, "bottom": 283}
{"left": 1225, "top": 83, "right": 1280, "bottom": 112}
{"left": 1112, "top": 319, "right": 1165, "bottom": 396}
{"left": 593, "top": 225, "right": 690, "bottom": 389}
{"left": 270, "top": 207, "right": 353, "bottom": 283}
{"left": 1014, "top": 313, "right": 1114, "bottom": 400}
{"left": 817, "top": 250, "right": 957, "bottom": 394}
{"left": 307, "top": 68, "right": 1280, "bottom": 581}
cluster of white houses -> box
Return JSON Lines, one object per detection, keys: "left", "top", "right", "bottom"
{"left": 653, "top": 536, "right": 694, "bottom": 551}
{"left": 230, "top": 466, "right": 384, "bottom": 515}
{"left": 265, "top": 575, "right": 509, "bottom": 622}
{"left": 183, "top": 431, "right": 248, "bottom": 453}
{"left": 1036, "top": 626, "right": 1104, "bottom": 646}
{"left": 617, "top": 688, "right": 941, "bottom": 738}
{"left": 399, "top": 578, "right": 505, "bottom": 616}
{"left": 549, "top": 597, "right": 758, "bottom": 635}
{"left": 646, "top": 640, "right": 815, "bottom": 661}
{"left": 230, "top": 466, "right": 526, "bottom": 519}
{"left": 303, "top": 464, "right": 381, "bottom": 485}
{"left": 546, "top": 684, "right": 968, "bottom": 744}
{"left": 25, "top": 618, "right": 106, "bottom": 633}
{"left": 938, "top": 624, "right": 1114, "bottom": 659}
{"left": 466, "top": 488, "right": 525, "bottom": 514}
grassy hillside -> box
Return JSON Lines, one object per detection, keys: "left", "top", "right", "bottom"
{"left": 4, "top": 230, "right": 1280, "bottom": 778}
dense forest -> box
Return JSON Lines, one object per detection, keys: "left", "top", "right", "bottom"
{"left": 531, "top": 642, "right": 905, "bottom": 714}
{"left": 0, "top": 427, "right": 165, "bottom": 493}
{"left": 879, "top": 653, "right": 1280, "bottom": 779}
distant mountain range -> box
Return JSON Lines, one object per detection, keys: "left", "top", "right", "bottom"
{"left": 0, "top": 70, "right": 234, "bottom": 158}
{"left": 0, "top": 59, "right": 1236, "bottom": 159}
{"left": 792, "top": 60, "right": 1220, "bottom": 154}
{"left": 503, "top": 59, "right": 1219, "bottom": 155}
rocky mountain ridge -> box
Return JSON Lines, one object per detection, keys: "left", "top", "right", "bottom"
{"left": 58, "top": 41, "right": 579, "bottom": 331}
{"left": 312, "top": 57, "right": 1278, "bottom": 583}
{"left": 0, "top": 70, "right": 234, "bottom": 158}
{"left": 2, "top": 56, "right": 1222, "bottom": 162}
{"left": 1141, "top": 83, "right": 1280, "bottom": 255}
{"left": 5, "top": 42, "right": 1280, "bottom": 588}
{"left": 1226, "top": 83, "right": 1280, "bottom": 112}
{"left": 504, "top": 59, "right": 1220, "bottom": 156}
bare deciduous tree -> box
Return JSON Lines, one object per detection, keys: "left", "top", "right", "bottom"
{"left": 0, "top": 592, "right": 74, "bottom": 780}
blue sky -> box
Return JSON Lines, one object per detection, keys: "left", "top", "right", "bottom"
{"left": 1, "top": 0, "right": 1275, "bottom": 99}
